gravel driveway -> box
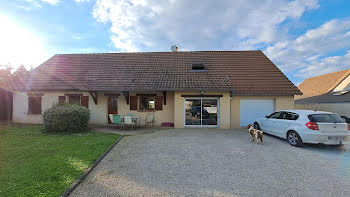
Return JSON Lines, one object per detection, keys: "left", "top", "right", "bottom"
{"left": 70, "top": 129, "right": 350, "bottom": 197}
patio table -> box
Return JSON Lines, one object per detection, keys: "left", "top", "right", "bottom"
{"left": 120, "top": 116, "right": 142, "bottom": 126}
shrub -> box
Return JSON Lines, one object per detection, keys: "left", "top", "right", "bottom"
{"left": 43, "top": 103, "right": 90, "bottom": 133}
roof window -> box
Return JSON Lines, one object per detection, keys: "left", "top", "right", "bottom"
{"left": 190, "top": 63, "right": 207, "bottom": 72}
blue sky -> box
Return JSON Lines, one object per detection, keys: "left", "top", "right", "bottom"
{"left": 0, "top": 0, "right": 350, "bottom": 85}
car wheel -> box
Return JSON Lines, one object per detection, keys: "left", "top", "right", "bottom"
{"left": 287, "top": 131, "right": 303, "bottom": 147}
{"left": 254, "top": 122, "right": 260, "bottom": 130}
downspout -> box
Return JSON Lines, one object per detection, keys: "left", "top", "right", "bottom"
{"left": 230, "top": 91, "right": 233, "bottom": 129}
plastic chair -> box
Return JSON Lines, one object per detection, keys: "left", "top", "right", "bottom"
{"left": 109, "top": 114, "right": 114, "bottom": 124}
{"left": 112, "top": 114, "right": 122, "bottom": 126}
{"left": 124, "top": 115, "right": 135, "bottom": 129}
{"left": 127, "top": 113, "right": 134, "bottom": 118}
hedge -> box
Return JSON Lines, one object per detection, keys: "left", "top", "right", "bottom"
{"left": 43, "top": 103, "right": 90, "bottom": 133}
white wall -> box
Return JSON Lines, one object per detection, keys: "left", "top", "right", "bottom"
{"left": 12, "top": 91, "right": 108, "bottom": 124}
{"left": 13, "top": 92, "right": 42, "bottom": 124}
{"left": 295, "top": 103, "right": 350, "bottom": 117}
{"left": 12, "top": 91, "right": 174, "bottom": 125}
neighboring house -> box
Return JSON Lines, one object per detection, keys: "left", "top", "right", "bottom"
{"left": 7, "top": 50, "right": 301, "bottom": 128}
{"left": 295, "top": 69, "right": 350, "bottom": 117}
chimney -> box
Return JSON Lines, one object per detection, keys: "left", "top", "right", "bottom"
{"left": 171, "top": 45, "right": 178, "bottom": 52}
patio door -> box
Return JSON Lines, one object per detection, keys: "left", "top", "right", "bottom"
{"left": 185, "top": 98, "right": 219, "bottom": 127}
{"left": 108, "top": 96, "right": 118, "bottom": 123}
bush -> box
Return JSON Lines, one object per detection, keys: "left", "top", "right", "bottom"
{"left": 43, "top": 103, "right": 90, "bottom": 133}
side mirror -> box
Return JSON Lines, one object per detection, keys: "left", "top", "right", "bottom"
{"left": 265, "top": 115, "right": 269, "bottom": 118}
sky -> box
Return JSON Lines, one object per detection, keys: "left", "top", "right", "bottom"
{"left": 0, "top": 0, "right": 349, "bottom": 85}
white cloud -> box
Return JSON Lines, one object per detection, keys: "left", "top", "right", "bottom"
{"left": 75, "top": 0, "right": 90, "bottom": 2}
{"left": 25, "top": 0, "right": 59, "bottom": 6}
{"left": 93, "top": 0, "right": 319, "bottom": 52}
{"left": 265, "top": 19, "right": 350, "bottom": 79}
{"left": 40, "top": 0, "right": 59, "bottom": 4}
{"left": 0, "top": 14, "right": 50, "bottom": 69}
{"left": 72, "top": 35, "right": 82, "bottom": 40}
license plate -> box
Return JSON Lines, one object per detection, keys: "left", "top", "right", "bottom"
{"left": 328, "top": 136, "right": 346, "bottom": 141}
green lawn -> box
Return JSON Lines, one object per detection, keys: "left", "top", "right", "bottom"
{"left": 0, "top": 124, "right": 120, "bottom": 197}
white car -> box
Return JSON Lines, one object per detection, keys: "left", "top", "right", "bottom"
{"left": 254, "top": 110, "right": 350, "bottom": 147}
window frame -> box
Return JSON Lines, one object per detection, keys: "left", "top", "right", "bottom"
{"left": 138, "top": 96, "right": 155, "bottom": 111}
{"left": 65, "top": 94, "right": 83, "bottom": 105}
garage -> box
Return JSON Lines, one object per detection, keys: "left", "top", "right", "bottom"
{"left": 240, "top": 99, "right": 275, "bottom": 127}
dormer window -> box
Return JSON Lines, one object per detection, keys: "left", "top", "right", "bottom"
{"left": 190, "top": 63, "right": 208, "bottom": 72}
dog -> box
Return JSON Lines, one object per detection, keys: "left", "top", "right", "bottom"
{"left": 247, "top": 124, "right": 263, "bottom": 144}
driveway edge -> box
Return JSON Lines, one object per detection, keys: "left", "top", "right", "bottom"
{"left": 61, "top": 135, "right": 124, "bottom": 197}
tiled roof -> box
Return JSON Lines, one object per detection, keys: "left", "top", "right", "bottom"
{"left": 10, "top": 50, "right": 301, "bottom": 95}
{"left": 296, "top": 69, "right": 350, "bottom": 99}
{"left": 295, "top": 92, "right": 350, "bottom": 104}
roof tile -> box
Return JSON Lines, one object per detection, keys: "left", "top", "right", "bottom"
{"left": 296, "top": 69, "right": 350, "bottom": 99}
{"left": 11, "top": 51, "right": 300, "bottom": 95}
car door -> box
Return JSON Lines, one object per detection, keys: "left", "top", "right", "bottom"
{"left": 272, "top": 112, "right": 294, "bottom": 138}
{"left": 260, "top": 111, "right": 282, "bottom": 134}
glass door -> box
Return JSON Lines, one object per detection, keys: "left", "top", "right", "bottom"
{"left": 185, "top": 98, "right": 218, "bottom": 126}
{"left": 185, "top": 99, "right": 201, "bottom": 125}
{"left": 108, "top": 96, "right": 118, "bottom": 124}
{"left": 202, "top": 99, "right": 218, "bottom": 125}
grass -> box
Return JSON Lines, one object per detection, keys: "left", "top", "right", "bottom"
{"left": 0, "top": 124, "right": 121, "bottom": 197}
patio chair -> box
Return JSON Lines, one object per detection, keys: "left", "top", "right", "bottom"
{"left": 123, "top": 115, "right": 135, "bottom": 129}
{"left": 112, "top": 114, "right": 124, "bottom": 128}
{"left": 145, "top": 113, "right": 154, "bottom": 127}
{"left": 109, "top": 114, "right": 114, "bottom": 123}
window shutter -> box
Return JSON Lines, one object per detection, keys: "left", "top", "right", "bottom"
{"left": 130, "top": 96, "right": 138, "bottom": 110}
{"left": 36, "top": 97, "right": 42, "bottom": 114}
{"left": 28, "top": 97, "right": 42, "bottom": 114}
{"left": 81, "top": 96, "right": 89, "bottom": 108}
{"left": 58, "top": 96, "right": 66, "bottom": 104}
{"left": 155, "top": 96, "right": 163, "bottom": 111}
{"left": 28, "top": 97, "right": 33, "bottom": 114}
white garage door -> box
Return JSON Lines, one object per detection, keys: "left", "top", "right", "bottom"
{"left": 240, "top": 99, "right": 275, "bottom": 127}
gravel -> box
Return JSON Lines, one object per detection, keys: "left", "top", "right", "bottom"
{"left": 70, "top": 128, "right": 350, "bottom": 197}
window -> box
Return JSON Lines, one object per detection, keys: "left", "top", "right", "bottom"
{"left": 28, "top": 96, "right": 42, "bottom": 114}
{"left": 190, "top": 63, "right": 207, "bottom": 72}
{"left": 68, "top": 95, "right": 81, "bottom": 105}
{"left": 130, "top": 95, "right": 163, "bottom": 111}
{"left": 281, "top": 112, "right": 299, "bottom": 120}
{"left": 308, "top": 114, "right": 345, "bottom": 123}
{"left": 61, "top": 94, "right": 89, "bottom": 108}
{"left": 139, "top": 96, "right": 155, "bottom": 111}
{"left": 268, "top": 112, "right": 282, "bottom": 119}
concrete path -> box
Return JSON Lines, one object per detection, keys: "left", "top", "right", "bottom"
{"left": 90, "top": 125, "right": 173, "bottom": 135}
{"left": 70, "top": 129, "right": 350, "bottom": 197}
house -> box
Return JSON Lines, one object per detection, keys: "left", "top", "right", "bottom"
{"left": 295, "top": 69, "right": 350, "bottom": 117}
{"left": 6, "top": 50, "right": 301, "bottom": 128}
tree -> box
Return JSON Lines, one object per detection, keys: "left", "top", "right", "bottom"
{"left": 0, "top": 65, "right": 12, "bottom": 84}
{"left": 12, "top": 65, "right": 28, "bottom": 78}
{"left": 0, "top": 65, "right": 29, "bottom": 87}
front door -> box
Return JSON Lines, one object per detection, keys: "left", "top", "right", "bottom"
{"left": 108, "top": 96, "right": 118, "bottom": 123}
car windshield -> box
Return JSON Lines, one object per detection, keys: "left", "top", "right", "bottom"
{"left": 308, "top": 114, "right": 345, "bottom": 123}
